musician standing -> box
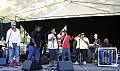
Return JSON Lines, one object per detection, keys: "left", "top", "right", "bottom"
{"left": 6, "top": 21, "right": 21, "bottom": 67}
{"left": 60, "top": 30, "right": 73, "bottom": 61}
{"left": 27, "top": 26, "right": 42, "bottom": 63}
{"left": 48, "top": 28, "right": 58, "bottom": 66}
{"left": 74, "top": 33, "right": 89, "bottom": 65}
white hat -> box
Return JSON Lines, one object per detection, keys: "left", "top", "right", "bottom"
{"left": 11, "top": 21, "right": 16, "bottom": 26}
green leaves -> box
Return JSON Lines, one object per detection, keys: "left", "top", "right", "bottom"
{"left": 0, "top": 17, "right": 10, "bottom": 24}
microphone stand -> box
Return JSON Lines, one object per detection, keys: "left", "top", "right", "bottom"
{"left": 43, "top": 31, "right": 50, "bottom": 54}
{"left": 44, "top": 30, "right": 51, "bottom": 43}
{"left": 79, "top": 38, "right": 81, "bottom": 65}
{"left": 52, "top": 38, "right": 55, "bottom": 66}
{"left": 6, "top": 30, "right": 12, "bottom": 67}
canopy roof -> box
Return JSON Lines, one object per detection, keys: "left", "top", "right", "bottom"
{"left": 0, "top": 0, "right": 120, "bottom": 22}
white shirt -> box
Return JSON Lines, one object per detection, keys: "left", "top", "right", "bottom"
{"left": 76, "top": 37, "right": 89, "bottom": 49}
{"left": 48, "top": 34, "right": 58, "bottom": 49}
{"left": 6, "top": 28, "right": 20, "bottom": 47}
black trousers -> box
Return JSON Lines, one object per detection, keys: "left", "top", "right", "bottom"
{"left": 75, "top": 49, "right": 87, "bottom": 62}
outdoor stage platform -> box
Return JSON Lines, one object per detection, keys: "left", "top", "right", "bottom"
{"left": 0, "top": 63, "right": 120, "bottom": 71}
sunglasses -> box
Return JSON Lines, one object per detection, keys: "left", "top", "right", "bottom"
{"left": 12, "top": 25, "right": 16, "bottom": 27}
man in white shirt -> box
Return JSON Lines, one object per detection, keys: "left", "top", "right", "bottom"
{"left": 74, "top": 33, "right": 89, "bottom": 65}
{"left": 6, "top": 21, "right": 21, "bottom": 67}
{"left": 48, "top": 28, "right": 58, "bottom": 66}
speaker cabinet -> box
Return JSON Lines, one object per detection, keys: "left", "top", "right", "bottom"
{"left": 0, "top": 58, "right": 7, "bottom": 66}
{"left": 57, "top": 61, "right": 74, "bottom": 71}
{"left": 22, "top": 60, "right": 42, "bottom": 71}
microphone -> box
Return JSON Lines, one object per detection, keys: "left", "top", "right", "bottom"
{"left": 62, "top": 32, "right": 64, "bottom": 36}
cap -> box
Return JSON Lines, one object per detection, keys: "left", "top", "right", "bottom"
{"left": 11, "top": 21, "right": 16, "bottom": 26}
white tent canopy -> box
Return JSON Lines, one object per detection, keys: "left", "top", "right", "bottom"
{"left": 36, "top": 1, "right": 117, "bottom": 20}
{"left": 0, "top": 0, "right": 120, "bottom": 22}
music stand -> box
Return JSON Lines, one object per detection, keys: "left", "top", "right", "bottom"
{"left": 78, "top": 38, "right": 81, "bottom": 65}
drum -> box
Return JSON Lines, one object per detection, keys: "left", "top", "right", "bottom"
{"left": 98, "top": 47, "right": 118, "bottom": 67}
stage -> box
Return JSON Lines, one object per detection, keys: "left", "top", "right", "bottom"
{"left": 0, "top": 63, "right": 120, "bottom": 71}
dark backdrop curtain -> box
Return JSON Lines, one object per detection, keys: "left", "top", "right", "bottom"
{"left": 19, "top": 16, "right": 120, "bottom": 50}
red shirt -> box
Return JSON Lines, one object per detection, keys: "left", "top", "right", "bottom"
{"left": 61, "top": 35, "right": 72, "bottom": 48}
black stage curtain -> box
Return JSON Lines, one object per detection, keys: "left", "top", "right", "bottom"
{"left": 19, "top": 15, "right": 120, "bottom": 49}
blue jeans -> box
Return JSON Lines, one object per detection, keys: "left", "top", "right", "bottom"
{"left": 9, "top": 43, "right": 19, "bottom": 63}
{"left": 27, "top": 45, "right": 40, "bottom": 62}
{"left": 62, "top": 48, "right": 71, "bottom": 61}
{"left": 100, "top": 51, "right": 113, "bottom": 64}
{"left": 49, "top": 49, "right": 58, "bottom": 61}
{"left": 89, "top": 46, "right": 99, "bottom": 60}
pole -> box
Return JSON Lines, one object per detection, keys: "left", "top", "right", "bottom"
{"left": 79, "top": 38, "right": 80, "bottom": 65}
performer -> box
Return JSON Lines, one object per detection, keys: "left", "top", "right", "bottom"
{"left": 89, "top": 34, "right": 101, "bottom": 62}
{"left": 100, "top": 38, "right": 113, "bottom": 65}
{"left": 6, "top": 21, "right": 21, "bottom": 67}
{"left": 27, "top": 26, "right": 42, "bottom": 63}
{"left": 0, "top": 37, "right": 6, "bottom": 46}
{"left": 48, "top": 28, "right": 58, "bottom": 66}
{"left": 74, "top": 33, "right": 89, "bottom": 65}
{"left": 0, "top": 37, "right": 6, "bottom": 58}
{"left": 60, "top": 30, "right": 73, "bottom": 61}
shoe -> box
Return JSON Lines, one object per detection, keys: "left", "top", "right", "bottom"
{"left": 74, "top": 61, "right": 79, "bottom": 65}
{"left": 94, "top": 60, "right": 97, "bottom": 63}
{"left": 104, "top": 63, "right": 108, "bottom": 65}
{"left": 83, "top": 61, "right": 86, "bottom": 65}
{"left": 9, "top": 63, "right": 14, "bottom": 67}
{"left": 15, "top": 62, "right": 21, "bottom": 66}
{"left": 108, "top": 63, "right": 111, "bottom": 65}
{"left": 54, "top": 61, "right": 58, "bottom": 66}
{"left": 107, "top": 62, "right": 113, "bottom": 65}
{"left": 49, "top": 61, "right": 54, "bottom": 66}
{"left": 100, "top": 62, "right": 104, "bottom": 65}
